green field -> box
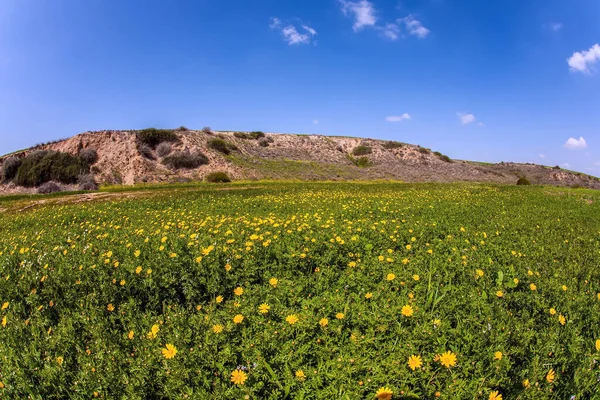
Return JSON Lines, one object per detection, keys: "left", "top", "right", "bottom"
{"left": 1, "top": 182, "right": 599, "bottom": 399}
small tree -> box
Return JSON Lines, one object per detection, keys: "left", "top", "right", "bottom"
{"left": 1, "top": 157, "right": 22, "bottom": 182}
{"left": 517, "top": 177, "right": 531, "bottom": 185}
{"left": 79, "top": 148, "right": 98, "bottom": 165}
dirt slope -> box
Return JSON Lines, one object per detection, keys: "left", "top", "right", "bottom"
{"left": 1, "top": 129, "right": 598, "bottom": 193}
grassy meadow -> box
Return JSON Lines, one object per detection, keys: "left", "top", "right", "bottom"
{"left": 0, "top": 182, "right": 599, "bottom": 399}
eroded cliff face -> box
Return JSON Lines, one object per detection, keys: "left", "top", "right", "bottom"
{"left": 1, "top": 129, "right": 598, "bottom": 194}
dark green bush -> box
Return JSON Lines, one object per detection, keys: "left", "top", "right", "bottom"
{"left": 418, "top": 147, "right": 431, "bottom": 154}
{"left": 433, "top": 151, "right": 452, "bottom": 163}
{"left": 517, "top": 177, "right": 531, "bottom": 186}
{"left": 383, "top": 141, "right": 404, "bottom": 149}
{"left": 208, "top": 138, "right": 237, "bottom": 155}
{"left": 258, "top": 138, "right": 269, "bottom": 147}
{"left": 234, "top": 132, "right": 250, "bottom": 139}
{"left": 1, "top": 157, "right": 22, "bottom": 182}
{"left": 162, "top": 151, "right": 209, "bottom": 169}
{"left": 79, "top": 148, "right": 98, "bottom": 165}
{"left": 352, "top": 145, "right": 372, "bottom": 156}
{"left": 249, "top": 131, "right": 265, "bottom": 140}
{"left": 14, "top": 151, "right": 90, "bottom": 187}
{"left": 136, "top": 128, "right": 179, "bottom": 148}
{"left": 202, "top": 127, "right": 212, "bottom": 134}
{"left": 206, "top": 171, "right": 231, "bottom": 183}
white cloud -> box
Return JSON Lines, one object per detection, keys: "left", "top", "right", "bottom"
{"left": 269, "top": 17, "right": 281, "bottom": 29}
{"left": 561, "top": 163, "right": 571, "bottom": 168}
{"left": 457, "top": 112, "right": 476, "bottom": 125}
{"left": 281, "top": 25, "right": 312, "bottom": 45}
{"left": 380, "top": 23, "right": 400, "bottom": 40}
{"left": 313, "top": 119, "right": 319, "bottom": 125}
{"left": 302, "top": 25, "right": 318, "bottom": 36}
{"left": 477, "top": 122, "right": 484, "bottom": 127}
{"left": 563, "top": 136, "right": 588, "bottom": 149}
{"left": 567, "top": 44, "right": 600, "bottom": 74}
{"left": 539, "top": 154, "right": 546, "bottom": 159}
{"left": 339, "top": 0, "right": 377, "bottom": 31}
{"left": 399, "top": 15, "right": 430, "bottom": 38}
{"left": 550, "top": 22, "right": 563, "bottom": 31}
{"left": 386, "top": 113, "right": 411, "bottom": 122}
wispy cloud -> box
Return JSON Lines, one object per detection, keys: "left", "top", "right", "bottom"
{"left": 564, "top": 136, "right": 588, "bottom": 149}
{"left": 270, "top": 17, "right": 281, "bottom": 29}
{"left": 339, "top": 0, "right": 377, "bottom": 31}
{"left": 400, "top": 15, "right": 430, "bottom": 38}
{"left": 561, "top": 163, "right": 571, "bottom": 168}
{"left": 386, "top": 113, "right": 411, "bottom": 122}
{"left": 457, "top": 112, "right": 476, "bottom": 125}
{"left": 539, "top": 154, "right": 546, "bottom": 159}
{"left": 313, "top": 119, "right": 319, "bottom": 125}
{"left": 270, "top": 18, "right": 317, "bottom": 45}
{"left": 380, "top": 23, "right": 400, "bottom": 40}
{"left": 550, "top": 22, "right": 563, "bottom": 31}
{"left": 567, "top": 44, "right": 600, "bottom": 74}
{"left": 302, "top": 25, "right": 317, "bottom": 36}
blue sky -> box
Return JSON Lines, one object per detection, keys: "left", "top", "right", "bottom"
{"left": 1, "top": 0, "right": 599, "bottom": 173}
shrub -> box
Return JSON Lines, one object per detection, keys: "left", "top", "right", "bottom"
{"left": 1, "top": 157, "right": 22, "bottom": 182}
{"left": 433, "top": 151, "right": 452, "bottom": 163}
{"left": 162, "top": 151, "right": 209, "bottom": 170}
{"left": 14, "top": 151, "right": 89, "bottom": 187}
{"left": 517, "top": 177, "right": 531, "bottom": 186}
{"left": 136, "top": 128, "right": 179, "bottom": 148}
{"left": 347, "top": 155, "right": 372, "bottom": 168}
{"left": 383, "top": 141, "right": 404, "bottom": 149}
{"left": 175, "top": 126, "right": 189, "bottom": 132}
{"left": 258, "top": 138, "right": 269, "bottom": 147}
{"left": 156, "top": 142, "right": 172, "bottom": 157}
{"left": 352, "top": 145, "right": 372, "bottom": 156}
{"left": 37, "top": 181, "right": 63, "bottom": 194}
{"left": 78, "top": 174, "right": 98, "bottom": 191}
{"left": 202, "top": 127, "right": 212, "bottom": 134}
{"left": 249, "top": 131, "right": 265, "bottom": 140}
{"left": 79, "top": 148, "right": 98, "bottom": 165}
{"left": 335, "top": 145, "right": 343, "bottom": 152}
{"left": 234, "top": 132, "right": 250, "bottom": 139}
{"left": 206, "top": 171, "right": 231, "bottom": 183}
{"left": 138, "top": 144, "right": 154, "bottom": 159}
{"left": 208, "top": 138, "right": 237, "bottom": 155}
{"left": 418, "top": 147, "right": 431, "bottom": 154}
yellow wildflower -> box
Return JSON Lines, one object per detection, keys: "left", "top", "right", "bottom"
{"left": 233, "top": 314, "right": 244, "bottom": 324}
{"left": 161, "top": 344, "right": 177, "bottom": 359}
{"left": 375, "top": 387, "right": 393, "bottom": 400}
{"left": 407, "top": 355, "right": 423, "bottom": 371}
{"left": 438, "top": 351, "right": 457, "bottom": 368}
{"left": 231, "top": 369, "right": 247, "bottom": 385}
{"left": 401, "top": 305, "right": 414, "bottom": 317}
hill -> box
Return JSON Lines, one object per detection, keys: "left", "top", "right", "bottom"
{"left": 1, "top": 128, "right": 598, "bottom": 194}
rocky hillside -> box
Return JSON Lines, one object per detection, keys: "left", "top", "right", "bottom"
{"left": 1, "top": 128, "right": 599, "bottom": 194}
